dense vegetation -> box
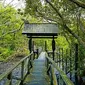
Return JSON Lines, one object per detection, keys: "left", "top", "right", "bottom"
{"left": 25, "top": 0, "right": 85, "bottom": 69}
{"left": 0, "top": 3, "right": 28, "bottom": 61}
{"left": 0, "top": 0, "right": 85, "bottom": 77}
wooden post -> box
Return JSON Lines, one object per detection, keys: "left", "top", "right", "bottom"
{"left": 37, "top": 49, "right": 39, "bottom": 58}
{"left": 32, "top": 41, "right": 34, "bottom": 52}
{"left": 27, "top": 58, "right": 30, "bottom": 74}
{"left": 29, "top": 37, "right": 32, "bottom": 53}
{"left": 52, "top": 36, "right": 55, "bottom": 60}
{"left": 75, "top": 44, "right": 78, "bottom": 85}
{"left": 70, "top": 49, "right": 72, "bottom": 80}
{"left": 59, "top": 48, "right": 61, "bottom": 68}
{"left": 50, "top": 65, "right": 53, "bottom": 85}
{"left": 7, "top": 72, "right": 12, "bottom": 85}
{"left": 65, "top": 49, "right": 68, "bottom": 74}
{"left": 57, "top": 49, "right": 59, "bottom": 67}
{"left": 45, "top": 41, "right": 47, "bottom": 52}
{"left": 32, "top": 41, "right": 35, "bottom": 60}
{"left": 20, "top": 61, "right": 24, "bottom": 85}
{"left": 62, "top": 48, "right": 64, "bottom": 70}
{"left": 46, "top": 58, "right": 49, "bottom": 69}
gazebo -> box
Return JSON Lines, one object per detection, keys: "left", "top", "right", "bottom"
{"left": 22, "top": 23, "right": 60, "bottom": 60}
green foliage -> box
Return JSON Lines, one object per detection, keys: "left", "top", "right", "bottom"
{"left": 0, "top": 4, "right": 28, "bottom": 61}
{"left": 24, "top": 0, "right": 85, "bottom": 72}
{"left": 56, "top": 35, "right": 69, "bottom": 50}
{"left": 0, "top": 47, "right": 13, "bottom": 60}
{"left": 25, "top": 0, "right": 42, "bottom": 16}
{"left": 0, "top": 0, "right": 85, "bottom": 74}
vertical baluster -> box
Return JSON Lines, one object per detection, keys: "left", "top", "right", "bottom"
{"left": 65, "top": 49, "right": 68, "bottom": 74}
{"left": 29, "top": 37, "right": 32, "bottom": 53}
{"left": 57, "top": 49, "right": 59, "bottom": 65}
{"left": 47, "top": 58, "right": 49, "bottom": 69}
{"left": 37, "top": 49, "right": 39, "bottom": 58}
{"left": 66, "top": 58, "right": 67, "bottom": 74}
{"left": 7, "top": 72, "right": 12, "bottom": 85}
{"left": 33, "top": 52, "right": 35, "bottom": 60}
{"left": 63, "top": 50, "right": 65, "bottom": 72}
{"left": 62, "top": 48, "right": 64, "bottom": 71}
{"left": 58, "top": 73, "right": 61, "bottom": 85}
{"left": 63, "top": 58, "right": 65, "bottom": 72}
{"left": 30, "top": 54, "right": 33, "bottom": 68}
{"left": 56, "top": 51, "right": 58, "bottom": 65}
{"left": 20, "top": 61, "right": 24, "bottom": 85}
{"left": 58, "top": 49, "right": 59, "bottom": 67}
{"left": 75, "top": 44, "right": 78, "bottom": 85}
{"left": 50, "top": 65, "right": 53, "bottom": 85}
{"left": 70, "top": 49, "right": 72, "bottom": 80}
{"left": 27, "top": 58, "right": 30, "bottom": 74}
{"left": 59, "top": 48, "right": 60, "bottom": 67}
{"left": 45, "top": 41, "right": 47, "bottom": 52}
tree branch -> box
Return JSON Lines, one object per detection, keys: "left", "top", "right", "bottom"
{"left": 69, "top": 0, "right": 85, "bottom": 9}
{"left": 0, "top": 23, "right": 24, "bottom": 39}
{"left": 45, "top": 0, "right": 64, "bottom": 21}
{"left": 45, "top": 0, "right": 85, "bottom": 48}
{"left": 63, "top": 31, "right": 71, "bottom": 45}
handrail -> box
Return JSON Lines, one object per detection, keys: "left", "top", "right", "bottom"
{"left": 0, "top": 52, "right": 33, "bottom": 81}
{"left": 45, "top": 52, "right": 74, "bottom": 85}
{"left": 47, "top": 51, "right": 61, "bottom": 55}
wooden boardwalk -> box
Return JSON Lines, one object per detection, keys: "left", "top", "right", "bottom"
{"left": 24, "top": 52, "right": 50, "bottom": 85}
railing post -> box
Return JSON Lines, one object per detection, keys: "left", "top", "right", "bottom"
{"left": 27, "top": 58, "right": 30, "bottom": 74}
{"left": 7, "top": 72, "right": 12, "bottom": 85}
{"left": 70, "top": 49, "right": 72, "bottom": 80}
{"left": 57, "top": 49, "right": 59, "bottom": 67}
{"left": 62, "top": 48, "right": 64, "bottom": 71}
{"left": 20, "top": 61, "right": 24, "bottom": 85}
{"left": 47, "top": 58, "right": 49, "bottom": 69}
{"left": 58, "top": 73, "right": 61, "bottom": 85}
{"left": 32, "top": 41, "right": 34, "bottom": 52}
{"left": 59, "top": 48, "right": 60, "bottom": 68}
{"left": 37, "top": 49, "right": 39, "bottom": 58}
{"left": 29, "top": 36, "right": 32, "bottom": 53}
{"left": 50, "top": 65, "right": 53, "bottom": 85}
{"left": 75, "top": 44, "right": 78, "bottom": 85}
{"left": 65, "top": 49, "right": 68, "bottom": 74}
{"left": 33, "top": 52, "right": 35, "bottom": 60}
{"left": 30, "top": 55, "right": 33, "bottom": 68}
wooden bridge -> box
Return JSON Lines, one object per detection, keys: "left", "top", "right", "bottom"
{"left": 0, "top": 51, "right": 75, "bottom": 85}
{"left": 0, "top": 23, "right": 79, "bottom": 85}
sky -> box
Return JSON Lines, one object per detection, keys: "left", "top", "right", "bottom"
{"left": 1, "top": 0, "right": 45, "bottom": 8}
{"left": 2, "top": 0, "right": 25, "bottom": 9}
{"left": 0, "top": 0, "right": 46, "bottom": 9}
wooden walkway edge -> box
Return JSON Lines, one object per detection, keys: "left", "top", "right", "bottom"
{"left": 24, "top": 52, "right": 50, "bottom": 85}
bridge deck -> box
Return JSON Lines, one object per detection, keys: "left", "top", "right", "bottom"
{"left": 24, "top": 52, "right": 50, "bottom": 85}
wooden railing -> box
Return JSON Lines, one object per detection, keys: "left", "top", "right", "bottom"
{"left": 45, "top": 52, "right": 74, "bottom": 85}
{"left": 0, "top": 52, "right": 34, "bottom": 85}
{"left": 47, "top": 50, "right": 75, "bottom": 80}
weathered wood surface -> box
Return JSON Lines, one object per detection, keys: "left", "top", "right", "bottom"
{"left": 24, "top": 52, "right": 50, "bottom": 85}
{"left": 45, "top": 52, "right": 74, "bottom": 85}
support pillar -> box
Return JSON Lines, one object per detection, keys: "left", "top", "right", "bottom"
{"left": 29, "top": 36, "right": 32, "bottom": 53}
{"left": 52, "top": 36, "right": 55, "bottom": 60}
{"left": 45, "top": 41, "right": 47, "bottom": 52}
{"left": 32, "top": 41, "right": 34, "bottom": 52}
